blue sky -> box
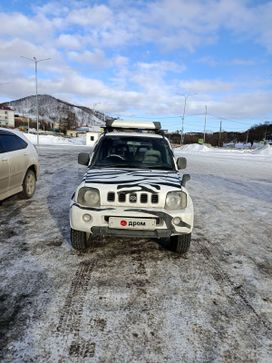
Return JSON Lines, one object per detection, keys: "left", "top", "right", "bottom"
{"left": 0, "top": 0, "right": 272, "bottom": 132}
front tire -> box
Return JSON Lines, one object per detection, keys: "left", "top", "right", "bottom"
{"left": 70, "top": 228, "right": 88, "bottom": 251}
{"left": 21, "top": 169, "right": 36, "bottom": 199}
{"left": 170, "top": 233, "right": 191, "bottom": 254}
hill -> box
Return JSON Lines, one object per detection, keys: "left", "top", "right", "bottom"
{"left": 1, "top": 94, "right": 110, "bottom": 131}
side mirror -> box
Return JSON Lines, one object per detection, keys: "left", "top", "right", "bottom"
{"left": 177, "top": 157, "right": 187, "bottom": 170}
{"left": 181, "top": 173, "right": 191, "bottom": 186}
{"left": 78, "top": 153, "right": 90, "bottom": 166}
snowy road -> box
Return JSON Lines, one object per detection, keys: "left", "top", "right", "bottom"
{"left": 0, "top": 145, "right": 271, "bottom": 362}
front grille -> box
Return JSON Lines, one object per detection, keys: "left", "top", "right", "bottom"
{"left": 107, "top": 192, "right": 115, "bottom": 202}
{"left": 140, "top": 194, "right": 148, "bottom": 203}
{"left": 107, "top": 192, "right": 159, "bottom": 204}
{"left": 118, "top": 193, "right": 126, "bottom": 202}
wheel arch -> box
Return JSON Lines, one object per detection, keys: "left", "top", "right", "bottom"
{"left": 26, "top": 164, "right": 38, "bottom": 180}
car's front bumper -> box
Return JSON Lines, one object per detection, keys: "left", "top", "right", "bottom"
{"left": 70, "top": 203, "right": 194, "bottom": 238}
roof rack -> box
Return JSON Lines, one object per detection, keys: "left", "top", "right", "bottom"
{"left": 103, "top": 120, "right": 164, "bottom": 134}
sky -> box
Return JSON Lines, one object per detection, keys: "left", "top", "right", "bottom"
{"left": 0, "top": 0, "right": 272, "bottom": 133}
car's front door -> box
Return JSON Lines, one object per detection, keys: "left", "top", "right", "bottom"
{"left": 0, "top": 134, "right": 28, "bottom": 193}
{"left": 0, "top": 143, "right": 10, "bottom": 199}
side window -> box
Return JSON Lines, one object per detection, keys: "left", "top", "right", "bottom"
{"left": 0, "top": 134, "right": 28, "bottom": 153}
{"left": 0, "top": 140, "right": 4, "bottom": 153}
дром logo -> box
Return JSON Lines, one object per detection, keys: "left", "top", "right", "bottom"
{"left": 120, "top": 220, "right": 127, "bottom": 227}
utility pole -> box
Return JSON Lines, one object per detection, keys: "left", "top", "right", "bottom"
{"left": 180, "top": 96, "right": 187, "bottom": 145}
{"left": 264, "top": 123, "right": 268, "bottom": 141}
{"left": 245, "top": 129, "right": 249, "bottom": 144}
{"left": 204, "top": 105, "right": 207, "bottom": 143}
{"left": 218, "top": 119, "right": 223, "bottom": 147}
{"left": 180, "top": 93, "right": 197, "bottom": 145}
{"left": 21, "top": 56, "right": 51, "bottom": 145}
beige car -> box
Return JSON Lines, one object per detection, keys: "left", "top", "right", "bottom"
{"left": 0, "top": 128, "right": 40, "bottom": 201}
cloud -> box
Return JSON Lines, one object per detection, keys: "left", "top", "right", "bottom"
{"left": 0, "top": 11, "right": 57, "bottom": 42}
{"left": 207, "top": 91, "right": 272, "bottom": 120}
{"left": 196, "top": 57, "right": 257, "bottom": 67}
{"left": 68, "top": 49, "right": 111, "bottom": 68}
{"left": 66, "top": 5, "right": 113, "bottom": 27}
{"left": 57, "top": 34, "right": 83, "bottom": 49}
{"left": 179, "top": 79, "right": 235, "bottom": 94}
{"left": 137, "top": 61, "right": 185, "bottom": 74}
{"left": 0, "top": 38, "right": 61, "bottom": 70}
{"left": 229, "top": 59, "right": 257, "bottom": 66}
{"left": 114, "top": 56, "right": 129, "bottom": 68}
{"left": 0, "top": 0, "right": 272, "bottom": 127}
{"left": 4, "top": 1, "right": 272, "bottom": 53}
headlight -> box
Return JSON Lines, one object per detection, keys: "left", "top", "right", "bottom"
{"left": 77, "top": 187, "right": 100, "bottom": 207}
{"left": 165, "top": 191, "right": 187, "bottom": 210}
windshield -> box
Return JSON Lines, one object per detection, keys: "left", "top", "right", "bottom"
{"left": 91, "top": 135, "right": 175, "bottom": 170}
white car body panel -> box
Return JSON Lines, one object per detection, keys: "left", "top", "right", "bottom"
{"left": 0, "top": 128, "right": 40, "bottom": 201}
{"left": 0, "top": 154, "right": 9, "bottom": 195}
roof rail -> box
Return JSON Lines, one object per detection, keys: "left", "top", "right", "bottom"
{"left": 103, "top": 120, "right": 164, "bottom": 134}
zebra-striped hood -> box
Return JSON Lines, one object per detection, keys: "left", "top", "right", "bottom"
{"left": 82, "top": 168, "right": 182, "bottom": 191}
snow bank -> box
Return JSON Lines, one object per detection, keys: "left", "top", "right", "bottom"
{"left": 175, "top": 143, "right": 211, "bottom": 153}
{"left": 22, "top": 133, "right": 271, "bottom": 157}
{"left": 24, "top": 133, "right": 86, "bottom": 145}
{"left": 175, "top": 142, "right": 272, "bottom": 158}
{"left": 252, "top": 144, "right": 272, "bottom": 155}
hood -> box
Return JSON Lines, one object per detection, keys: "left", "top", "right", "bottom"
{"left": 82, "top": 168, "right": 182, "bottom": 191}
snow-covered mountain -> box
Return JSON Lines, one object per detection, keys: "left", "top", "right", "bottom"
{"left": 1, "top": 94, "right": 109, "bottom": 129}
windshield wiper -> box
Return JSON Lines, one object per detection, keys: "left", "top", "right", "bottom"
{"left": 145, "top": 166, "right": 173, "bottom": 170}
{"left": 110, "top": 165, "right": 141, "bottom": 169}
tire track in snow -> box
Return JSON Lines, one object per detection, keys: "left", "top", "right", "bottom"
{"left": 55, "top": 260, "right": 96, "bottom": 360}
{"left": 120, "top": 247, "right": 165, "bottom": 360}
{"left": 194, "top": 236, "right": 272, "bottom": 341}
{"left": 0, "top": 199, "right": 32, "bottom": 220}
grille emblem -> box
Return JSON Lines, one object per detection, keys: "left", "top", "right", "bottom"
{"left": 129, "top": 194, "right": 137, "bottom": 202}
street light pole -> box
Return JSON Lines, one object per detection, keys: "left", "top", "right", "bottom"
{"left": 203, "top": 105, "right": 207, "bottom": 143}
{"left": 180, "top": 93, "right": 197, "bottom": 145}
{"left": 21, "top": 56, "right": 51, "bottom": 145}
{"left": 218, "top": 119, "right": 223, "bottom": 147}
{"left": 181, "top": 96, "right": 188, "bottom": 145}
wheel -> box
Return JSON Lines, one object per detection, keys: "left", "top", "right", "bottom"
{"left": 170, "top": 233, "right": 191, "bottom": 254}
{"left": 70, "top": 228, "right": 88, "bottom": 251}
{"left": 21, "top": 169, "right": 36, "bottom": 199}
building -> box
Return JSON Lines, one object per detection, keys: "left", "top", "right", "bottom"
{"left": 86, "top": 131, "right": 100, "bottom": 146}
{"left": 0, "top": 106, "right": 15, "bottom": 128}
{"left": 86, "top": 126, "right": 102, "bottom": 146}
{"left": 66, "top": 130, "right": 78, "bottom": 137}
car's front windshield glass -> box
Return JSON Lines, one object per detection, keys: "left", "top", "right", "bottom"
{"left": 91, "top": 135, "right": 175, "bottom": 170}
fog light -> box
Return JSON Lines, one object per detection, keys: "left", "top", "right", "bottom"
{"left": 173, "top": 217, "right": 181, "bottom": 225}
{"left": 82, "top": 214, "right": 92, "bottom": 222}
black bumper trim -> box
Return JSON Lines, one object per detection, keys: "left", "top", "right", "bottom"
{"left": 91, "top": 227, "right": 171, "bottom": 239}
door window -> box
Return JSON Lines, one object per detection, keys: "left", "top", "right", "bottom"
{"left": 0, "top": 134, "right": 28, "bottom": 153}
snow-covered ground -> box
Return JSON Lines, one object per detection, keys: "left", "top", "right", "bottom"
{"left": 24, "top": 132, "right": 86, "bottom": 145}
{"left": 175, "top": 142, "right": 272, "bottom": 156}
{"left": 24, "top": 132, "right": 272, "bottom": 156}
{"left": 23, "top": 131, "right": 272, "bottom": 156}
{"left": 0, "top": 143, "right": 271, "bottom": 362}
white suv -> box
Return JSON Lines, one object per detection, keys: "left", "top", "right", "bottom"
{"left": 0, "top": 128, "right": 39, "bottom": 201}
{"left": 70, "top": 121, "right": 194, "bottom": 254}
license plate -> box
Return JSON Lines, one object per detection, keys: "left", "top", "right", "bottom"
{"left": 109, "top": 217, "right": 156, "bottom": 230}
